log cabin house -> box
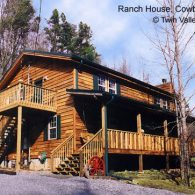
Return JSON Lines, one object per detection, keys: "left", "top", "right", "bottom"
{"left": 0, "top": 50, "right": 194, "bottom": 176}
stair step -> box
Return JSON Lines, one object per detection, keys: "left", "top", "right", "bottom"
{"left": 56, "top": 167, "right": 64, "bottom": 171}
{"left": 69, "top": 171, "right": 79, "bottom": 176}
{"left": 72, "top": 167, "right": 80, "bottom": 171}
{"left": 72, "top": 153, "right": 80, "bottom": 157}
{"left": 64, "top": 167, "right": 72, "bottom": 171}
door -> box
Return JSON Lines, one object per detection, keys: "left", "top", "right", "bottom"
{"left": 33, "top": 78, "right": 43, "bottom": 103}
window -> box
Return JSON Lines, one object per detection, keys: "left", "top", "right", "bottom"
{"left": 48, "top": 115, "right": 57, "bottom": 140}
{"left": 98, "top": 76, "right": 106, "bottom": 91}
{"left": 98, "top": 76, "right": 116, "bottom": 94}
{"left": 154, "top": 97, "right": 161, "bottom": 107}
{"left": 109, "top": 79, "right": 116, "bottom": 94}
{"left": 154, "top": 97, "right": 169, "bottom": 109}
{"left": 162, "top": 99, "right": 168, "bottom": 109}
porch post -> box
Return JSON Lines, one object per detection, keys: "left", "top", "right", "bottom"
{"left": 102, "top": 104, "right": 108, "bottom": 176}
{"left": 139, "top": 154, "right": 143, "bottom": 173}
{"left": 137, "top": 113, "right": 143, "bottom": 172}
{"left": 164, "top": 120, "right": 169, "bottom": 170}
{"left": 16, "top": 106, "right": 22, "bottom": 172}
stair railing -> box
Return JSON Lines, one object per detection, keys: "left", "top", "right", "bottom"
{"left": 50, "top": 134, "right": 74, "bottom": 172}
{"left": 79, "top": 129, "right": 103, "bottom": 171}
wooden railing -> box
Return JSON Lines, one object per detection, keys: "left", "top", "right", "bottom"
{"left": 50, "top": 134, "right": 74, "bottom": 172}
{"left": 0, "top": 83, "right": 56, "bottom": 112}
{"left": 108, "top": 129, "right": 180, "bottom": 154}
{"left": 79, "top": 129, "right": 103, "bottom": 170}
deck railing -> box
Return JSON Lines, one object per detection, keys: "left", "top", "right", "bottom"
{"left": 107, "top": 129, "right": 180, "bottom": 154}
{"left": 79, "top": 129, "right": 103, "bottom": 170}
{"left": 0, "top": 83, "right": 56, "bottom": 112}
{"left": 50, "top": 134, "right": 74, "bottom": 172}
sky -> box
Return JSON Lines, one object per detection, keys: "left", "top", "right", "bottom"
{"left": 32, "top": 0, "right": 195, "bottom": 112}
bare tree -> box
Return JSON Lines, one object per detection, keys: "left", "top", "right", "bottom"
{"left": 0, "top": 0, "right": 35, "bottom": 77}
{"left": 149, "top": 0, "right": 195, "bottom": 186}
{"left": 118, "top": 57, "right": 133, "bottom": 76}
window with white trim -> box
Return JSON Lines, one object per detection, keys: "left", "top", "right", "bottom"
{"left": 162, "top": 99, "right": 168, "bottom": 109}
{"left": 98, "top": 76, "right": 116, "bottom": 94}
{"left": 109, "top": 79, "right": 116, "bottom": 94}
{"left": 154, "top": 97, "right": 161, "bottom": 107}
{"left": 98, "top": 76, "right": 106, "bottom": 92}
{"left": 154, "top": 97, "right": 169, "bottom": 109}
{"left": 48, "top": 115, "right": 57, "bottom": 140}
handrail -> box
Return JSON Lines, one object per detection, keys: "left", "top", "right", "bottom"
{"left": 107, "top": 129, "right": 180, "bottom": 154}
{"left": 79, "top": 129, "right": 103, "bottom": 170}
{"left": 51, "top": 134, "right": 74, "bottom": 172}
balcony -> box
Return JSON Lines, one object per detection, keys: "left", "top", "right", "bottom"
{"left": 0, "top": 83, "right": 57, "bottom": 113}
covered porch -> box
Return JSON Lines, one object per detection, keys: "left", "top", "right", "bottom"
{"left": 66, "top": 89, "right": 181, "bottom": 174}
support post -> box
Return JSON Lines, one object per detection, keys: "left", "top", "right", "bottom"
{"left": 137, "top": 113, "right": 142, "bottom": 133}
{"left": 137, "top": 113, "right": 143, "bottom": 149}
{"left": 139, "top": 154, "right": 143, "bottom": 173}
{"left": 137, "top": 113, "right": 144, "bottom": 173}
{"left": 73, "top": 68, "right": 78, "bottom": 152}
{"left": 73, "top": 68, "right": 78, "bottom": 89}
{"left": 16, "top": 106, "right": 22, "bottom": 172}
{"left": 164, "top": 120, "right": 169, "bottom": 171}
{"left": 102, "top": 104, "right": 108, "bottom": 176}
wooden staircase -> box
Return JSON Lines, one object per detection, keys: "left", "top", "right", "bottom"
{"left": 55, "top": 154, "right": 80, "bottom": 176}
{"left": 0, "top": 117, "right": 17, "bottom": 163}
{"left": 51, "top": 130, "right": 103, "bottom": 176}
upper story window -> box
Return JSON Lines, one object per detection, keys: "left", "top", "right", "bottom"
{"left": 98, "top": 76, "right": 106, "bottom": 92}
{"left": 98, "top": 75, "right": 116, "bottom": 94}
{"left": 109, "top": 79, "right": 116, "bottom": 94}
{"left": 154, "top": 97, "right": 161, "bottom": 106}
{"left": 154, "top": 97, "right": 168, "bottom": 109}
{"left": 162, "top": 99, "right": 168, "bottom": 109}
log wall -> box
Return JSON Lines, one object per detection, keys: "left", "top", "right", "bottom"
{"left": 4, "top": 58, "right": 74, "bottom": 159}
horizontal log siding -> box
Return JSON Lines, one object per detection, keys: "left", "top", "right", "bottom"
{"left": 5, "top": 59, "right": 74, "bottom": 159}
{"left": 78, "top": 70, "right": 93, "bottom": 90}
{"left": 120, "top": 85, "right": 154, "bottom": 104}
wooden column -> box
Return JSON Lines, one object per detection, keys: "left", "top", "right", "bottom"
{"left": 73, "top": 68, "right": 78, "bottom": 152}
{"left": 73, "top": 68, "right": 78, "bottom": 89}
{"left": 139, "top": 154, "right": 143, "bottom": 173}
{"left": 137, "top": 114, "right": 142, "bottom": 133}
{"left": 16, "top": 106, "right": 22, "bottom": 172}
{"left": 73, "top": 108, "right": 77, "bottom": 152}
{"left": 102, "top": 104, "right": 108, "bottom": 176}
{"left": 164, "top": 120, "right": 169, "bottom": 170}
{"left": 137, "top": 113, "right": 143, "bottom": 173}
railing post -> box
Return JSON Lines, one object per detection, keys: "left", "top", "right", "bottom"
{"left": 50, "top": 154, "right": 54, "bottom": 172}
{"left": 164, "top": 120, "right": 169, "bottom": 171}
{"left": 102, "top": 104, "right": 108, "bottom": 176}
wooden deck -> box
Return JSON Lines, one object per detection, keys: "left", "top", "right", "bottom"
{"left": 0, "top": 83, "right": 57, "bottom": 113}
{"left": 51, "top": 129, "right": 195, "bottom": 174}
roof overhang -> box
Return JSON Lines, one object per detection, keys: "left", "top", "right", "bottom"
{"left": 0, "top": 50, "right": 174, "bottom": 98}
{"left": 66, "top": 89, "right": 176, "bottom": 117}
{"left": 0, "top": 50, "right": 72, "bottom": 90}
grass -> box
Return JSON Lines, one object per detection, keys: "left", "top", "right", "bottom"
{"left": 110, "top": 169, "right": 195, "bottom": 194}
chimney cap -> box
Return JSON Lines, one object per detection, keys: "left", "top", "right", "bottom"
{"left": 162, "top": 79, "right": 167, "bottom": 84}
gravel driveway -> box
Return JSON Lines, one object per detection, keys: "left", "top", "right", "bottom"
{"left": 0, "top": 172, "right": 183, "bottom": 195}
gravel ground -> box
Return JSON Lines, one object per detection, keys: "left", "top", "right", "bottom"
{"left": 0, "top": 172, "right": 184, "bottom": 195}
